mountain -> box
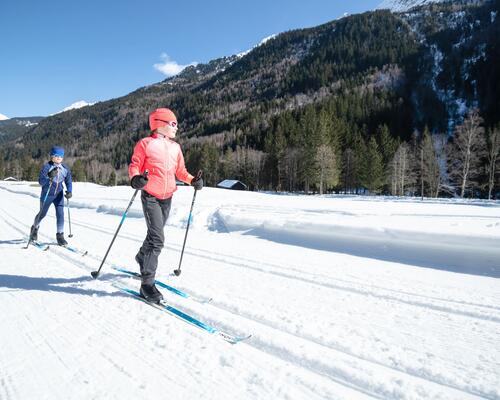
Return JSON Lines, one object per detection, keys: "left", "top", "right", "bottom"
{"left": 55, "top": 100, "right": 95, "bottom": 115}
{"left": 0, "top": 116, "right": 45, "bottom": 144}
{"left": 1, "top": 0, "right": 498, "bottom": 195}
{"left": 377, "top": 0, "right": 448, "bottom": 12}
{"left": 0, "top": 101, "right": 93, "bottom": 147}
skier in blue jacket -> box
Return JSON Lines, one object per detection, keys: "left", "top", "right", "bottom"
{"left": 29, "top": 146, "right": 73, "bottom": 246}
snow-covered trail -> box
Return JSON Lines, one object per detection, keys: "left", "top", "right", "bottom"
{"left": 1, "top": 182, "right": 499, "bottom": 399}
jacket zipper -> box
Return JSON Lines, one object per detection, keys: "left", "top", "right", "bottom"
{"left": 55, "top": 168, "right": 60, "bottom": 195}
{"left": 163, "top": 139, "right": 169, "bottom": 199}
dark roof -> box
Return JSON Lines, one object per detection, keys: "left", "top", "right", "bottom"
{"left": 217, "top": 179, "right": 247, "bottom": 190}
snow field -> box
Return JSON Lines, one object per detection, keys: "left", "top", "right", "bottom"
{"left": 1, "top": 181, "right": 499, "bottom": 399}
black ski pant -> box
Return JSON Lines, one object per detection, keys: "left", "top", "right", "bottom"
{"left": 136, "top": 191, "right": 172, "bottom": 285}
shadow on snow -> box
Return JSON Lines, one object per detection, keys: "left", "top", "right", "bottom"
{"left": 0, "top": 274, "right": 126, "bottom": 298}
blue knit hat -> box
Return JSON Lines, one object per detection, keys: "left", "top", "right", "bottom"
{"left": 50, "top": 146, "right": 65, "bottom": 157}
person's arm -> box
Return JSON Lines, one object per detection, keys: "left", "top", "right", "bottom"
{"left": 129, "top": 139, "right": 150, "bottom": 189}
{"left": 175, "top": 147, "right": 194, "bottom": 184}
{"left": 38, "top": 163, "right": 51, "bottom": 186}
{"left": 64, "top": 164, "right": 73, "bottom": 196}
{"left": 129, "top": 139, "right": 148, "bottom": 179}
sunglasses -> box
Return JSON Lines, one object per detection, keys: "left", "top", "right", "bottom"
{"left": 156, "top": 119, "right": 177, "bottom": 128}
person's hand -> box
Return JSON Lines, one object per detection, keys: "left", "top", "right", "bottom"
{"left": 48, "top": 168, "right": 58, "bottom": 179}
{"left": 131, "top": 175, "right": 148, "bottom": 189}
{"left": 65, "top": 191, "right": 72, "bottom": 199}
{"left": 191, "top": 175, "right": 203, "bottom": 191}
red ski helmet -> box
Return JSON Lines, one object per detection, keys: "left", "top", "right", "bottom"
{"left": 149, "top": 108, "right": 177, "bottom": 131}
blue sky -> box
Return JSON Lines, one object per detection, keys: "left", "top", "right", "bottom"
{"left": 1, "top": 0, "right": 380, "bottom": 117}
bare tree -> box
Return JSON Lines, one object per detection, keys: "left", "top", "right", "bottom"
{"left": 447, "top": 110, "right": 485, "bottom": 197}
{"left": 243, "top": 148, "right": 266, "bottom": 191}
{"left": 485, "top": 126, "right": 500, "bottom": 200}
{"left": 99, "top": 163, "right": 114, "bottom": 185}
{"left": 390, "top": 142, "right": 416, "bottom": 196}
{"left": 88, "top": 159, "right": 99, "bottom": 183}
{"left": 315, "top": 144, "right": 338, "bottom": 194}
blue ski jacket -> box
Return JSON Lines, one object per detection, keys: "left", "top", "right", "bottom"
{"left": 39, "top": 161, "right": 73, "bottom": 198}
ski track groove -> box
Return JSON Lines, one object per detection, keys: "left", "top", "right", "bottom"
{"left": 0, "top": 376, "right": 16, "bottom": 400}
{"left": 3, "top": 189, "right": 497, "bottom": 315}
{"left": 8, "top": 205, "right": 499, "bottom": 322}
{"left": 1, "top": 237, "right": 203, "bottom": 397}
{"left": 1, "top": 210, "right": 495, "bottom": 400}
{"left": 1, "top": 212, "right": 355, "bottom": 398}
{"left": 68, "top": 216, "right": 500, "bottom": 315}
{"left": 3, "top": 211, "right": 386, "bottom": 399}
{"left": 6, "top": 208, "right": 500, "bottom": 339}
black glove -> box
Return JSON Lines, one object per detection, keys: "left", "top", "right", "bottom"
{"left": 65, "top": 191, "right": 72, "bottom": 199}
{"left": 191, "top": 176, "right": 203, "bottom": 191}
{"left": 48, "top": 168, "right": 58, "bottom": 179}
{"left": 131, "top": 174, "right": 148, "bottom": 189}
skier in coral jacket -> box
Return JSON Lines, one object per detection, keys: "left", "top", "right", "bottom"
{"left": 30, "top": 146, "right": 73, "bottom": 246}
{"left": 129, "top": 108, "right": 203, "bottom": 302}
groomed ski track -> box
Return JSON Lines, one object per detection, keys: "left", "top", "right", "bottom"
{"left": 1, "top": 183, "right": 499, "bottom": 400}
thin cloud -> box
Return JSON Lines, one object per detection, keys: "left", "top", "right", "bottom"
{"left": 153, "top": 53, "right": 197, "bottom": 77}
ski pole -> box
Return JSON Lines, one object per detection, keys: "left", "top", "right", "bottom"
{"left": 66, "top": 198, "right": 73, "bottom": 238}
{"left": 173, "top": 170, "right": 202, "bottom": 277}
{"left": 25, "top": 178, "right": 53, "bottom": 249}
{"left": 91, "top": 170, "right": 148, "bottom": 279}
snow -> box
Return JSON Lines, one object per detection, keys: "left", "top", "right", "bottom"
{"left": 376, "top": 0, "right": 448, "bottom": 12}
{"left": 237, "top": 34, "right": 278, "bottom": 59}
{"left": 16, "top": 119, "right": 38, "bottom": 127}
{"left": 53, "top": 100, "right": 95, "bottom": 115}
{"left": 1, "top": 181, "right": 499, "bottom": 400}
{"left": 0, "top": 113, "right": 9, "bottom": 120}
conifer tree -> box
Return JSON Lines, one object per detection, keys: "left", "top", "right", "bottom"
{"left": 199, "top": 142, "right": 219, "bottom": 187}
{"left": 72, "top": 160, "right": 87, "bottom": 182}
{"left": 299, "top": 106, "right": 321, "bottom": 193}
{"left": 221, "top": 148, "right": 236, "bottom": 179}
{"left": 360, "top": 136, "right": 384, "bottom": 193}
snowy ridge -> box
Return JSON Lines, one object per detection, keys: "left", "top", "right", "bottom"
{"left": 236, "top": 34, "right": 278, "bottom": 59}
{"left": 376, "top": 0, "right": 448, "bottom": 12}
{"left": 0, "top": 113, "right": 9, "bottom": 120}
{"left": 53, "top": 100, "right": 95, "bottom": 115}
{"left": 1, "top": 181, "right": 499, "bottom": 399}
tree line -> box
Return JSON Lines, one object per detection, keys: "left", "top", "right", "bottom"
{"left": 2, "top": 108, "right": 496, "bottom": 199}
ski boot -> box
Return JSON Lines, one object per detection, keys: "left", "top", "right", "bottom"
{"left": 56, "top": 232, "right": 68, "bottom": 246}
{"left": 140, "top": 283, "right": 163, "bottom": 303}
{"left": 30, "top": 225, "right": 38, "bottom": 242}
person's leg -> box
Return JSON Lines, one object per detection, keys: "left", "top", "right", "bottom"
{"left": 136, "top": 196, "right": 172, "bottom": 274}
{"left": 52, "top": 192, "right": 68, "bottom": 245}
{"left": 33, "top": 198, "right": 52, "bottom": 227}
{"left": 54, "top": 191, "right": 65, "bottom": 233}
{"left": 139, "top": 192, "right": 167, "bottom": 285}
{"left": 159, "top": 197, "right": 172, "bottom": 226}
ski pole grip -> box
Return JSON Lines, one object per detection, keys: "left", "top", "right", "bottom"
{"left": 195, "top": 170, "right": 202, "bottom": 180}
